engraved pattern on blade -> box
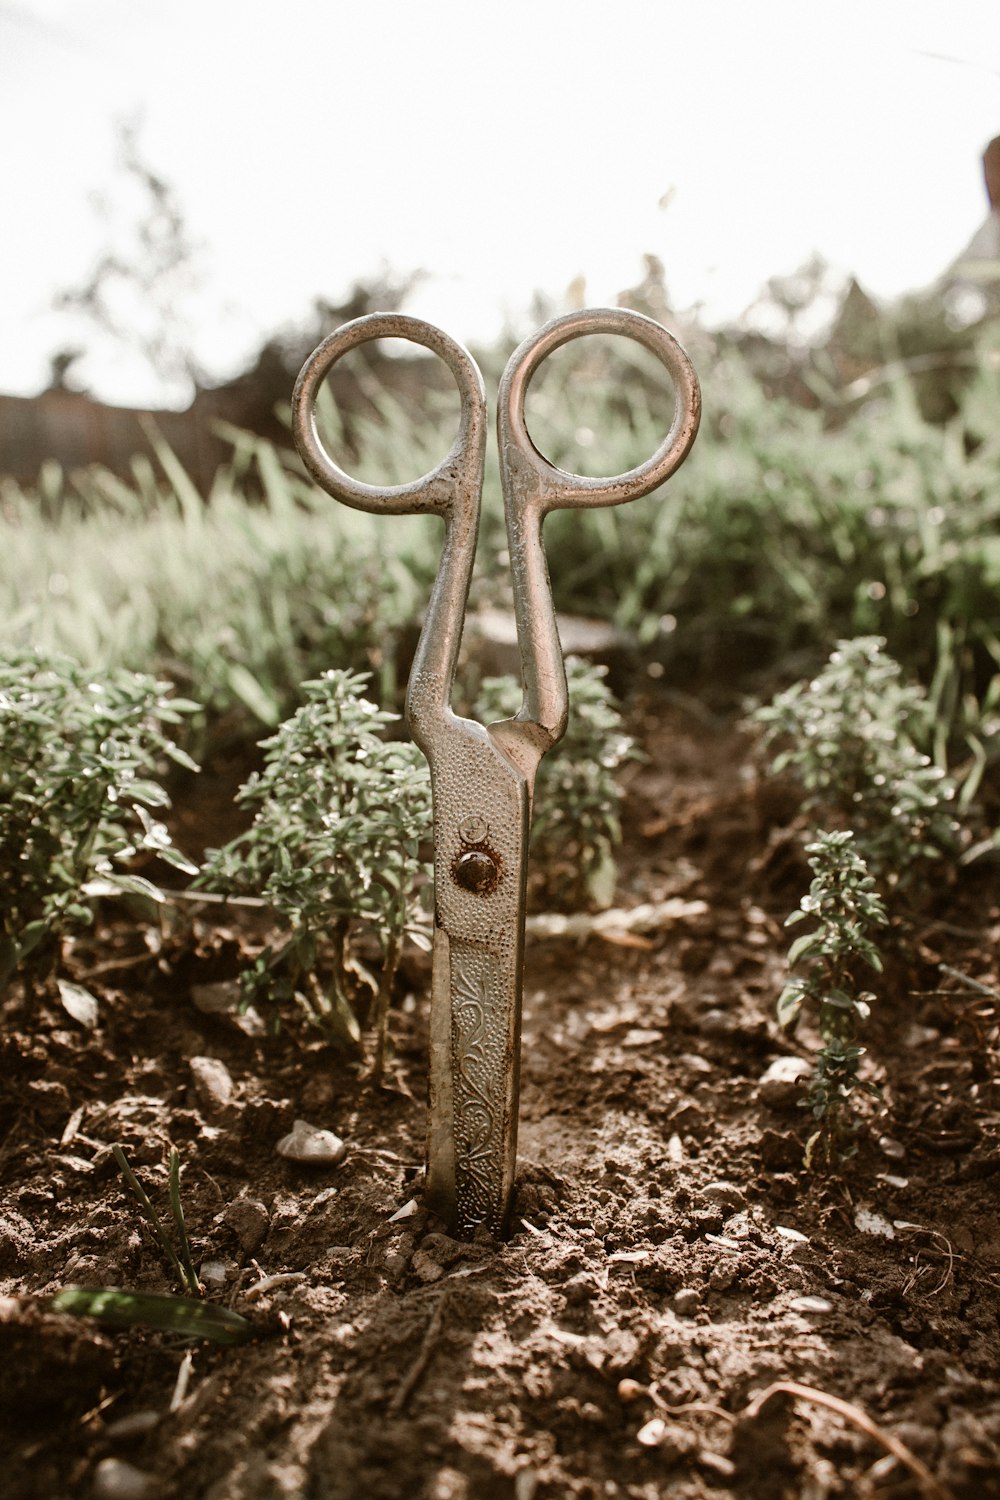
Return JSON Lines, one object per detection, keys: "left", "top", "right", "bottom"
{"left": 450, "top": 941, "right": 507, "bottom": 1234}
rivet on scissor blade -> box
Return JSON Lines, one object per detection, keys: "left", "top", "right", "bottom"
{"left": 452, "top": 849, "right": 500, "bottom": 895}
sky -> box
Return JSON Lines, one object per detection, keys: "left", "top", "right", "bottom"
{"left": 1, "top": 0, "right": 998, "bottom": 408}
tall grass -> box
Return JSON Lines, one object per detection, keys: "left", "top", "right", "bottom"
{"left": 0, "top": 423, "right": 440, "bottom": 734}
{"left": 2, "top": 328, "right": 998, "bottom": 769}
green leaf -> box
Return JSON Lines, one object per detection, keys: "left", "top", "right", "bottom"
{"left": 786, "top": 931, "right": 820, "bottom": 967}
{"left": 82, "top": 873, "right": 167, "bottom": 903}
{"left": 49, "top": 1286, "right": 253, "bottom": 1346}
{"left": 777, "top": 983, "right": 804, "bottom": 1029}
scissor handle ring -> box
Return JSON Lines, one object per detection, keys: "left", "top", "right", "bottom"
{"left": 291, "top": 312, "right": 487, "bottom": 516}
{"left": 498, "top": 307, "right": 701, "bottom": 511}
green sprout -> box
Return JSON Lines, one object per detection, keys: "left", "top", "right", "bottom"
{"left": 779, "top": 830, "right": 888, "bottom": 1167}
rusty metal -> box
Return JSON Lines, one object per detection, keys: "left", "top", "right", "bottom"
{"left": 292, "top": 308, "right": 700, "bottom": 1238}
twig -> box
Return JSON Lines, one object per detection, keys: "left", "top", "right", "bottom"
{"left": 939, "top": 964, "right": 1000, "bottom": 1001}
{"left": 388, "top": 1295, "right": 448, "bottom": 1416}
{"left": 157, "top": 887, "right": 270, "bottom": 910}
{"left": 742, "top": 1381, "right": 954, "bottom": 1500}
{"left": 525, "top": 897, "right": 708, "bottom": 941}
{"left": 170, "top": 1350, "right": 195, "bottom": 1411}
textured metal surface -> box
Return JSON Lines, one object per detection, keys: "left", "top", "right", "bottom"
{"left": 292, "top": 308, "right": 701, "bottom": 1238}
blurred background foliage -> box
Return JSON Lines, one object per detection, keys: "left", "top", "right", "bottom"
{"left": 2, "top": 140, "right": 999, "bottom": 784}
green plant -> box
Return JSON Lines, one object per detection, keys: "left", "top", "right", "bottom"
{"left": 52, "top": 1143, "right": 252, "bottom": 1346}
{"left": 112, "top": 1145, "right": 200, "bottom": 1297}
{"left": 49, "top": 1287, "right": 251, "bottom": 1346}
{"left": 778, "top": 830, "right": 888, "bottom": 1166}
{"left": 753, "top": 636, "right": 959, "bottom": 886}
{"left": 199, "top": 669, "right": 432, "bottom": 1079}
{"left": 476, "top": 657, "right": 638, "bottom": 910}
{"left": 0, "top": 649, "right": 198, "bottom": 999}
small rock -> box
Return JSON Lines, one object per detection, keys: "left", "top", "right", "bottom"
{"left": 199, "top": 1259, "right": 229, "bottom": 1293}
{"left": 276, "top": 1119, "right": 347, "bottom": 1165}
{"left": 855, "top": 1205, "right": 896, "bottom": 1239}
{"left": 637, "top": 1416, "right": 668, "bottom": 1447}
{"left": 92, "top": 1458, "right": 159, "bottom": 1500}
{"left": 774, "top": 1224, "right": 812, "bottom": 1262}
{"left": 758, "top": 1056, "right": 811, "bottom": 1110}
{"left": 700, "top": 1181, "right": 745, "bottom": 1212}
{"left": 673, "top": 1287, "right": 701, "bottom": 1317}
{"left": 223, "top": 1198, "right": 271, "bottom": 1254}
{"left": 189, "top": 1056, "right": 234, "bottom": 1116}
{"left": 411, "top": 1250, "right": 444, "bottom": 1283}
{"left": 417, "top": 1233, "right": 466, "bottom": 1268}
{"left": 789, "top": 1295, "right": 833, "bottom": 1314}
{"left": 878, "top": 1134, "right": 906, "bottom": 1161}
{"left": 191, "top": 980, "right": 241, "bottom": 1014}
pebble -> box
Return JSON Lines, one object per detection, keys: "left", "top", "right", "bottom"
{"left": 878, "top": 1134, "right": 906, "bottom": 1161}
{"left": 411, "top": 1250, "right": 444, "bottom": 1283}
{"left": 700, "top": 1180, "right": 745, "bottom": 1212}
{"left": 758, "top": 1056, "right": 811, "bottom": 1109}
{"left": 223, "top": 1198, "right": 271, "bottom": 1254}
{"left": 672, "top": 1287, "right": 701, "bottom": 1317}
{"left": 190, "top": 980, "right": 241, "bottom": 1014}
{"left": 774, "top": 1224, "right": 812, "bottom": 1262}
{"left": 637, "top": 1416, "right": 668, "bottom": 1448}
{"left": 92, "top": 1458, "right": 159, "bottom": 1500}
{"left": 199, "top": 1259, "right": 229, "bottom": 1293}
{"left": 276, "top": 1119, "right": 347, "bottom": 1165}
{"left": 789, "top": 1295, "right": 833, "bottom": 1315}
{"left": 189, "top": 1056, "right": 234, "bottom": 1116}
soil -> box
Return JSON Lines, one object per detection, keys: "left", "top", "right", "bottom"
{"left": 2, "top": 700, "right": 999, "bottom": 1500}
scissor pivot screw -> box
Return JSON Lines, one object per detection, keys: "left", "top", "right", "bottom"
{"left": 458, "top": 814, "right": 489, "bottom": 844}
{"left": 453, "top": 848, "right": 500, "bottom": 895}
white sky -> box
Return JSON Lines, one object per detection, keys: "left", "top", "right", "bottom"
{"left": 1, "top": 0, "right": 998, "bottom": 406}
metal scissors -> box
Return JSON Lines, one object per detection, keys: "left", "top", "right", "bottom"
{"left": 292, "top": 307, "right": 700, "bottom": 1238}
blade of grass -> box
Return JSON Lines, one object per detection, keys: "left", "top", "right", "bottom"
{"left": 168, "top": 1150, "right": 201, "bottom": 1296}
{"left": 111, "top": 1144, "right": 190, "bottom": 1295}
{"left": 49, "top": 1287, "right": 252, "bottom": 1346}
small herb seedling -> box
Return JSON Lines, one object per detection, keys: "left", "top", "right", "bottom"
{"left": 753, "top": 636, "right": 958, "bottom": 887}
{"left": 779, "top": 830, "right": 888, "bottom": 1166}
{"left": 200, "top": 669, "right": 433, "bottom": 1079}
{"left": 0, "top": 650, "right": 199, "bottom": 1000}
{"left": 476, "top": 657, "right": 638, "bottom": 910}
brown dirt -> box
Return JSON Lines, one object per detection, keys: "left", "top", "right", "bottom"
{"left": 2, "top": 702, "right": 999, "bottom": 1500}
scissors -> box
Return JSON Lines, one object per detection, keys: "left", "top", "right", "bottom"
{"left": 292, "top": 307, "right": 700, "bottom": 1238}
